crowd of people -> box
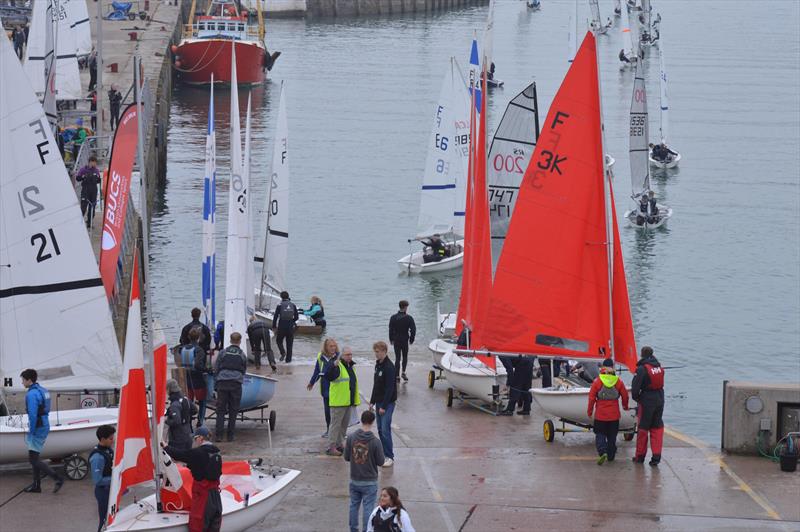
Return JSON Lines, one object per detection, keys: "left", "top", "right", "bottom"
{"left": 14, "top": 294, "right": 665, "bottom": 531}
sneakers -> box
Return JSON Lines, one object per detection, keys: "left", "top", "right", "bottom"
{"left": 516, "top": 410, "right": 530, "bottom": 416}
{"left": 53, "top": 477, "right": 64, "bottom": 493}
{"left": 325, "top": 446, "right": 342, "bottom": 457}
{"left": 321, "top": 431, "right": 329, "bottom": 438}
{"left": 498, "top": 410, "right": 513, "bottom": 416}
{"left": 649, "top": 454, "right": 661, "bottom": 467}
{"left": 271, "top": 365, "right": 278, "bottom": 372}
{"left": 381, "top": 458, "right": 394, "bottom": 467}
{"left": 23, "top": 483, "right": 41, "bottom": 493}
{"left": 279, "top": 354, "right": 285, "bottom": 362}
{"left": 597, "top": 453, "right": 608, "bottom": 466}
{"left": 631, "top": 456, "right": 645, "bottom": 464}
{"left": 402, "top": 373, "right": 408, "bottom": 382}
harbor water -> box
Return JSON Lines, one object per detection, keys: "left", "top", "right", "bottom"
{"left": 151, "top": 0, "right": 800, "bottom": 444}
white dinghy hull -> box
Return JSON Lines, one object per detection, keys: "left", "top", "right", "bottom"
{"left": 531, "top": 387, "right": 637, "bottom": 430}
{"left": 648, "top": 150, "right": 681, "bottom": 169}
{"left": 253, "top": 290, "right": 323, "bottom": 334}
{"left": 0, "top": 408, "right": 119, "bottom": 464}
{"left": 440, "top": 350, "right": 506, "bottom": 402}
{"left": 428, "top": 338, "right": 454, "bottom": 366}
{"left": 623, "top": 205, "right": 673, "bottom": 229}
{"left": 397, "top": 240, "right": 464, "bottom": 274}
{"left": 107, "top": 467, "right": 300, "bottom": 531}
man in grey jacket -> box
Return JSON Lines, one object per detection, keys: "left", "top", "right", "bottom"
{"left": 214, "top": 332, "right": 247, "bottom": 442}
{"left": 165, "top": 380, "right": 197, "bottom": 450}
{"left": 344, "top": 410, "right": 384, "bottom": 532}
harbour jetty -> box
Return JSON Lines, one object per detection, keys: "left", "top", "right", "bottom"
{"left": 1, "top": 362, "right": 797, "bottom": 530}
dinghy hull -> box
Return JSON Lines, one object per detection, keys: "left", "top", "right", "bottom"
{"left": 623, "top": 206, "right": 672, "bottom": 229}
{"left": 648, "top": 151, "right": 681, "bottom": 169}
{"left": 397, "top": 240, "right": 464, "bottom": 274}
{"left": 206, "top": 373, "right": 276, "bottom": 412}
{"left": 440, "top": 350, "right": 506, "bottom": 402}
{"left": 0, "top": 408, "right": 119, "bottom": 464}
{"left": 531, "top": 386, "right": 637, "bottom": 430}
{"left": 107, "top": 467, "right": 300, "bottom": 531}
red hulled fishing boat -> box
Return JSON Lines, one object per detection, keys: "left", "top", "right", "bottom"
{"left": 172, "top": 0, "right": 279, "bottom": 86}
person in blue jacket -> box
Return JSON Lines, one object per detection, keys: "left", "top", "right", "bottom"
{"left": 20, "top": 369, "right": 64, "bottom": 493}
{"left": 89, "top": 425, "right": 115, "bottom": 531}
{"left": 307, "top": 338, "right": 339, "bottom": 438}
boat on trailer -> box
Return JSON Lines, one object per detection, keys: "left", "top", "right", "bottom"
{"left": 0, "top": 32, "right": 125, "bottom": 469}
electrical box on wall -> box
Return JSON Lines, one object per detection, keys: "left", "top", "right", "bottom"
{"left": 760, "top": 418, "right": 771, "bottom": 431}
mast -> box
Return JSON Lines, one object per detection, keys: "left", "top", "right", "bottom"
{"left": 592, "top": 29, "right": 615, "bottom": 362}
{"left": 134, "top": 56, "right": 163, "bottom": 512}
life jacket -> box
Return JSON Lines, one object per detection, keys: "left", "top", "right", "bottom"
{"left": 597, "top": 373, "right": 620, "bottom": 401}
{"left": 218, "top": 347, "right": 246, "bottom": 373}
{"left": 89, "top": 445, "right": 113, "bottom": 478}
{"left": 27, "top": 384, "right": 51, "bottom": 428}
{"left": 278, "top": 300, "right": 297, "bottom": 322}
{"left": 174, "top": 396, "right": 191, "bottom": 425}
{"left": 371, "top": 508, "right": 402, "bottom": 532}
{"left": 328, "top": 361, "right": 361, "bottom": 408}
{"left": 198, "top": 445, "right": 223, "bottom": 481}
{"left": 644, "top": 363, "right": 665, "bottom": 390}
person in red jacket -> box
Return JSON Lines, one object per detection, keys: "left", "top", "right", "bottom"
{"left": 587, "top": 358, "right": 629, "bottom": 465}
{"left": 631, "top": 346, "right": 665, "bottom": 466}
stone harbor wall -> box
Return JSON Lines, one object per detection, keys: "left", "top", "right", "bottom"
{"left": 305, "top": 0, "right": 487, "bottom": 17}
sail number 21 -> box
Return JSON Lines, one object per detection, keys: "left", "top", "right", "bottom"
{"left": 31, "top": 229, "right": 62, "bottom": 263}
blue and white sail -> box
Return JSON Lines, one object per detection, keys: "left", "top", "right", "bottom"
{"left": 468, "top": 33, "right": 482, "bottom": 113}
{"left": 202, "top": 78, "right": 216, "bottom": 327}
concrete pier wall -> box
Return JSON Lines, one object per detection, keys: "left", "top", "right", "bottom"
{"left": 305, "top": 0, "right": 486, "bottom": 18}
{"left": 722, "top": 381, "right": 800, "bottom": 454}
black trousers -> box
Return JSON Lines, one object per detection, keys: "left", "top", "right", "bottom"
{"left": 249, "top": 334, "right": 275, "bottom": 368}
{"left": 393, "top": 342, "right": 409, "bottom": 373}
{"left": 81, "top": 198, "right": 97, "bottom": 228}
{"left": 28, "top": 450, "right": 60, "bottom": 485}
{"left": 214, "top": 383, "right": 242, "bottom": 439}
{"left": 539, "top": 359, "right": 563, "bottom": 388}
{"left": 593, "top": 419, "right": 619, "bottom": 459}
{"left": 506, "top": 387, "right": 531, "bottom": 413}
{"left": 110, "top": 106, "right": 120, "bottom": 130}
{"left": 322, "top": 396, "right": 330, "bottom": 429}
{"left": 275, "top": 329, "right": 294, "bottom": 362}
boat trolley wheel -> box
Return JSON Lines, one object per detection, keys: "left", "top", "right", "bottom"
{"left": 269, "top": 410, "right": 277, "bottom": 432}
{"left": 446, "top": 388, "right": 454, "bottom": 408}
{"left": 428, "top": 370, "right": 436, "bottom": 389}
{"left": 543, "top": 419, "right": 555, "bottom": 443}
{"left": 64, "top": 454, "right": 89, "bottom": 480}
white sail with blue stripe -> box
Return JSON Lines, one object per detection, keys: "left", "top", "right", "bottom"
{"left": 416, "top": 59, "right": 468, "bottom": 239}
{"left": 202, "top": 78, "right": 216, "bottom": 327}
{"left": 468, "top": 33, "right": 482, "bottom": 115}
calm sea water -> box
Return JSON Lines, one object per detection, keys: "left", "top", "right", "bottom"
{"left": 151, "top": 0, "right": 800, "bottom": 444}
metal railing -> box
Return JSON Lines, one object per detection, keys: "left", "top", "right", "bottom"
{"left": 181, "top": 23, "right": 260, "bottom": 40}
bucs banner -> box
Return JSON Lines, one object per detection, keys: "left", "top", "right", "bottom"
{"left": 99, "top": 103, "right": 138, "bottom": 300}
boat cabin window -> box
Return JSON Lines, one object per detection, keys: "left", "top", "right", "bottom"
{"left": 535, "top": 334, "right": 589, "bottom": 353}
{"left": 198, "top": 22, "right": 206, "bottom": 30}
{"left": 238, "top": 23, "right": 245, "bottom": 31}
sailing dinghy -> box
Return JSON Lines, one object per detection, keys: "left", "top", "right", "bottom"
{"left": 526, "top": 0, "right": 541, "bottom": 11}
{"left": 464, "top": 32, "right": 639, "bottom": 436}
{"left": 251, "top": 84, "right": 319, "bottom": 333}
{"left": 649, "top": 44, "right": 680, "bottom": 169}
{"left": 617, "top": 2, "right": 639, "bottom": 67}
{"left": 589, "top": 0, "right": 613, "bottom": 34}
{"left": 624, "top": 62, "right": 672, "bottom": 229}
{"left": 1, "top": 32, "right": 123, "bottom": 465}
{"left": 398, "top": 59, "right": 469, "bottom": 274}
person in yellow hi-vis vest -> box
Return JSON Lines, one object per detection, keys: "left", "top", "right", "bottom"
{"left": 325, "top": 348, "right": 360, "bottom": 456}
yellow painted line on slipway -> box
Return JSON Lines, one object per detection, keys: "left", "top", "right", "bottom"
{"left": 664, "top": 427, "right": 782, "bottom": 521}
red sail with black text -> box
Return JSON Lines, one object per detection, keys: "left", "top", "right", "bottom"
{"left": 481, "top": 32, "right": 636, "bottom": 371}
{"left": 456, "top": 76, "right": 495, "bottom": 369}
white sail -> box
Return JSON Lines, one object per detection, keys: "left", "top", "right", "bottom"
{"left": 568, "top": 0, "right": 577, "bottom": 63}
{"left": 451, "top": 58, "right": 471, "bottom": 239}
{"left": 62, "top": 0, "right": 91, "bottom": 55}
{"left": 590, "top": 0, "right": 602, "bottom": 27}
{"left": 202, "top": 80, "right": 216, "bottom": 327}
{"left": 487, "top": 82, "right": 539, "bottom": 239}
{"left": 620, "top": 2, "right": 634, "bottom": 59}
{"left": 243, "top": 94, "right": 255, "bottom": 319}
{"left": 416, "top": 63, "right": 464, "bottom": 239}
{"left": 23, "top": 0, "right": 82, "bottom": 101}
{"left": 42, "top": 0, "right": 58, "bottom": 130}
{"left": 658, "top": 45, "right": 669, "bottom": 143}
{"left": 223, "top": 46, "right": 249, "bottom": 343}
{"left": 629, "top": 62, "right": 650, "bottom": 197}
{"left": 263, "top": 83, "right": 290, "bottom": 295}
{"left": 641, "top": 0, "right": 651, "bottom": 32}
{"left": 0, "top": 34, "right": 121, "bottom": 392}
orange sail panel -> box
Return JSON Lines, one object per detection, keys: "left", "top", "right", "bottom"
{"left": 456, "top": 77, "right": 495, "bottom": 369}
{"left": 107, "top": 251, "right": 155, "bottom": 525}
{"left": 609, "top": 187, "right": 637, "bottom": 371}
{"left": 482, "top": 32, "right": 613, "bottom": 361}
{"left": 455, "top": 88, "right": 478, "bottom": 337}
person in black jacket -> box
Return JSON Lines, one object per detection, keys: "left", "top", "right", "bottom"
{"left": 272, "top": 291, "right": 299, "bottom": 362}
{"left": 369, "top": 341, "right": 397, "bottom": 467}
{"left": 165, "top": 380, "right": 196, "bottom": 450}
{"left": 161, "top": 426, "right": 222, "bottom": 531}
{"left": 500, "top": 356, "right": 533, "bottom": 416}
{"left": 247, "top": 316, "right": 275, "bottom": 371}
{"left": 75, "top": 156, "right": 102, "bottom": 228}
{"left": 631, "top": 346, "right": 665, "bottom": 466}
{"left": 388, "top": 300, "right": 416, "bottom": 382}
{"left": 180, "top": 308, "right": 212, "bottom": 353}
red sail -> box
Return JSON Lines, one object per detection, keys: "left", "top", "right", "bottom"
{"left": 609, "top": 188, "right": 637, "bottom": 371}
{"left": 107, "top": 251, "right": 155, "bottom": 525}
{"left": 482, "top": 32, "right": 616, "bottom": 362}
{"left": 99, "top": 104, "right": 137, "bottom": 300}
{"left": 456, "top": 77, "right": 495, "bottom": 369}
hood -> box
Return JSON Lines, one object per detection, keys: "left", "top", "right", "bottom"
{"left": 598, "top": 373, "right": 619, "bottom": 388}
{"left": 637, "top": 355, "right": 661, "bottom": 368}
{"left": 354, "top": 429, "right": 376, "bottom": 442}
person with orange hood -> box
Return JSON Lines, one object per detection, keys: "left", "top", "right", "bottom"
{"left": 587, "top": 358, "right": 629, "bottom": 465}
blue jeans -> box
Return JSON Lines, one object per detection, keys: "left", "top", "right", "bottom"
{"left": 376, "top": 402, "right": 395, "bottom": 459}
{"left": 349, "top": 481, "right": 377, "bottom": 532}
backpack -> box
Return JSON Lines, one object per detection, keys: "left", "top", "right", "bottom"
{"left": 180, "top": 345, "right": 207, "bottom": 373}
{"left": 279, "top": 301, "right": 297, "bottom": 322}
{"left": 597, "top": 383, "right": 620, "bottom": 401}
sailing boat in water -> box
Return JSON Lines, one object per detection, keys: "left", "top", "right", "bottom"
{"left": 398, "top": 59, "right": 470, "bottom": 275}
{"left": 589, "top": 0, "right": 613, "bottom": 34}
{"left": 624, "top": 62, "right": 672, "bottom": 229}
{"left": 471, "top": 32, "right": 638, "bottom": 431}
{"left": 252, "top": 83, "right": 319, "bottom": 333}
{"left": 0, "top": 32, "right": 121, "bottom": 463}
{"left": 649, "top": 44, "right": 681, "bottom": 169}
{"left": 617, "top": 1, "right": 639, "bottom": 67}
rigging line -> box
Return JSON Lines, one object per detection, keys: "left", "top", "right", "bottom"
{"left": 0, "top": 488, "right": 25, "bottom": 509}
